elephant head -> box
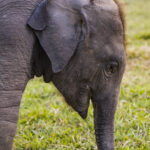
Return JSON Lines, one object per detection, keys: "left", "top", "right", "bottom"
{"left": 28, "top": 0, "right": 126, "bottom": 149}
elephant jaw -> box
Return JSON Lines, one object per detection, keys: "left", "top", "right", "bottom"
{"left": 69, "top": 100, "right": 89, "bottom": 119}
{"left": 78, "top": 108, "right": 88, "bottom": 119}
{"left": 64, "top": 96, "right": 90, "bottom": 119}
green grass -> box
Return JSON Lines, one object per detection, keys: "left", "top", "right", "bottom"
{"left": 13, "top": 0, "right": 150, "bottom": 149}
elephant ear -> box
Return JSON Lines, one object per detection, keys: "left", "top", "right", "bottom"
{"left": 27, "top": 0, "right": 89, "bottom": 73}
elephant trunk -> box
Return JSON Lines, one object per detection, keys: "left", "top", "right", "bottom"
{"left": 92, "top": 95, "right": 118, "bottom": 150}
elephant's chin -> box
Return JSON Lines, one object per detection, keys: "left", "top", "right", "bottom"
{"left": 58, "top": 90, "right": 90, "bottom": 119}
{"left": 78, "top": 109, "right": 88, "bottom": 119}
{"left": 75, "top": 102, "right": 89, "bottom": 119}
{"left": 66, "top": 99, "right": 89, "bottom": 119}
{"left": 67, "top": 101, "right": 89, "bottom": 119}
{"left": 74, "top": 98, "right": 90, "bottom": 119}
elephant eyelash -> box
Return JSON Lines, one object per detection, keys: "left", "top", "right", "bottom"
{"left": 102, "top": 61, "right": 119, "bottom": 79}
{"left": 103, "top": 69, "right": 112, "bottom": 79}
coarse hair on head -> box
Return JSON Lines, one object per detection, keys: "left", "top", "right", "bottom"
{"left": 113, "top": 0, "right": 126, "bottom": 46}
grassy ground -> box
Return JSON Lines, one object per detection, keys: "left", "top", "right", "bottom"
{"left": 13, "top": 0, "right": 150, "bottom": 149}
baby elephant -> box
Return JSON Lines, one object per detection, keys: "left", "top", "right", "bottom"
{"left": 0, "top": 0, "right": 126, "bottom": 149}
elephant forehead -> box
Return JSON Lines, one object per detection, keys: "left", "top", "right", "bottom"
{"left": 94, "top": 0, "right": 118, "bottom": 12}
{"left": 88, "top": 10, "right": 123, "bottom": 39}
{"left": 84, "top": 1, "right": 122, "bottom": 28}
{"left": 50, "top": 0, "right": 91, "bottom": 11}
{"left": 93, "top": 0, "right": 124, "bottom": 32}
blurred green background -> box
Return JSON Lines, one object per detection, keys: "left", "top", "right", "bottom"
{"left": 13, "top": 0, "right": 150, "bottom": 149}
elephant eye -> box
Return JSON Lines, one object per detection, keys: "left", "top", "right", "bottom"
{"left": 105, "top": 61, "right": 119, "bottom": 76}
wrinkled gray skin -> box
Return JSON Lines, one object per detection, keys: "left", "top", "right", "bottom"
{"left": 0, "top": 0, "right": 126, "bottom": 149}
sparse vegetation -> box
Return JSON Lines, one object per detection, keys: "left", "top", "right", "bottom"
{"left": 13, "top": 0, "right": 150, "bottom": 149}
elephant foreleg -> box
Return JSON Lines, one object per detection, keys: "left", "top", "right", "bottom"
{"left": 0, "top": 91, "right": 22, "bottom": 150}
